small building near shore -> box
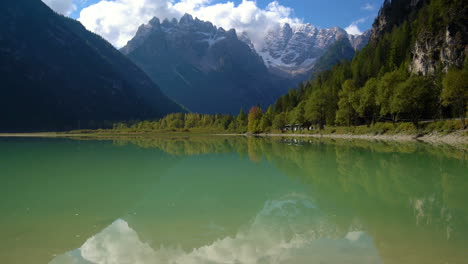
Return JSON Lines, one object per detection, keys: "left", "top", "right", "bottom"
{"left": 282, "top": 123, "right": 313, "bottom": 132}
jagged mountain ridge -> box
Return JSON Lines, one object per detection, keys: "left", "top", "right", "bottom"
{"left": 250, "top": 23, "right": 370, "bottom": 76}
{"left": 0, "top": 0, "right": 183, "bottom": 132}
{"left": 121, "top": 14, "right": 371, "bottom": 114}
{"left": 121, "top": 14, "right": 292, "bottom": 114}
{"left": 258, "top": 24, "right": 347, "bottom": 76}
{"left": 248, "top": 23, "right": 370, "bottom": 80}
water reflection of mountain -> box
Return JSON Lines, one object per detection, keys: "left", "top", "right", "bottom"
{"left": 46, "top": 144, "right": 384, "bottom": 264}
{"left": 51, "top": 194, "right": 382, "bottom": 264}
{"left": 0, "top": 138, "right": 179, "bottom": 264}
{"left": 121, "top": 153, "right": 312, "bottom": 251}
{"left": 108, "top": 136, "right": 468, "bottom": 264}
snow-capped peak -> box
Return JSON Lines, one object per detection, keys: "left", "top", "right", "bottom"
{"left": 253, "top": 22, "right": 349, "bottom": 75}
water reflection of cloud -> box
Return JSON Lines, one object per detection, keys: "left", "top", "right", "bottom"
{"left": 50, "top": 195, "right": 383, "bottom": 264}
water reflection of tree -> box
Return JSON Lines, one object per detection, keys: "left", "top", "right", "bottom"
{"left": 265, "top": 138, "right": 468, "bottom": 264}
{"left": 109, "top": 136, "right": 468, "bottom": 263}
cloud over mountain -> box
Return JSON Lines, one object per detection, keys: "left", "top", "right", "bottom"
{"left": 345, "top": 17, "right": 367, "bottom": 35}
{"left": 78, "top": 0, "right": 302, "bottom": 48}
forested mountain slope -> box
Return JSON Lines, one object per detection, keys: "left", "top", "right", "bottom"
{"left": 0, "top": 0, "right": 183, "bottom": 132}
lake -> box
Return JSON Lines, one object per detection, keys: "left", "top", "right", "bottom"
{"left": 1, "top": 136, "right": 467, "bottom": 264}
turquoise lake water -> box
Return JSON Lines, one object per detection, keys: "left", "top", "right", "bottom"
{"left": 1, "top": 136, "right": 467, "bottom": 264}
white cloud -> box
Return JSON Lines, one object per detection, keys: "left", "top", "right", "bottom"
{"left": 345, "top": 24, "right": 362, "bottom": 35}
{"left": 345, "top": 18, "right": 366, "bottom": 35}
{"left": 78, "top": 0, "right": 302, "bottom": 48}
{"left": 42, "top": 0, "right": 76, "bottom": 16}
{"left": 78, "top": 0, "right": 180, "bottom": 48}
{"left": 361, "top": 3, "right": 375, "bottom": 11}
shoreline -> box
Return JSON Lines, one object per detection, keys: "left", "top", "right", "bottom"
{"left": 1, "top": 131, "right": 467, "bottom": 146}
{"left": 256, "top": 133, "right": 468, "bottom": 146}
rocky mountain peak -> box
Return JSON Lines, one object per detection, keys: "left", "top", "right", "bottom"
{"left": 256, "top": 22, "right": 358, "bottom": 78}
{"left": 179, "top": 13, "right": 194, "bottom": 25}
{"left": 280, "top": 23, "right": 294, "bottom": 37}
{"left": 149, "top": 17, "right": 160, "bottom": 26}
{"left": 122, "top": 14, "right": 238, "bottom": 55}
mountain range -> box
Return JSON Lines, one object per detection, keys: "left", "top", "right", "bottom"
{"left": 121, "top": 14, "right": 370, "bottom": 114}
{"left": 256, "top": 23, "right": 370, "bottom": 79}
{"left": 0, "top": 0, "right": 373, "bottom": 131}
{"left": 121, "top": 14, "right": 291, "bottom": 114}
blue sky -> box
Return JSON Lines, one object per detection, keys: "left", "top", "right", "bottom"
{"left": 69, "top": 0, "right": 382, "bottom": 31}
{"left": 213, "top": 0, "right": 382, "bottom": 30}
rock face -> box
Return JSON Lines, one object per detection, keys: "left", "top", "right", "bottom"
{"left": 410, "top": 28, "right": 467, "bottom": 75}
{"left": 409, "top": 4, "right": 467, "bottom": 75}
{"left": 349, "top": 30, "right": 372, "bottom": 51}
{"left": 370, "top": 0, "right": 466, "bottom": 75}
{"left": 0, "top": 0, "right": 183, "bottom": 132}
{"left": 370, "top": 0, "right": 429, "bottom": 42}
{"left": 122, "top": 14, "right": 290, "bottom": 114}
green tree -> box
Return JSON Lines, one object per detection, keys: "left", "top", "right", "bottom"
{"left": 272, "top": 112, "right": 287, "bottom": 131}
{"left": 392, "top": 75, "right": 437, "bottom": 126}
{"left": 376, "top": 70, "right": 407, "bottom": 122}
{"left": 169, "top": 119, "right": 184, "bottom": 129}
{"left": 293, "top": 102, "right": 306, "bottom": 124}
{"left": 335, "top": 80, "right": 359, "bottom": 126}
{"left": 258, "top": 106, "right": 274, "bottom": 132}
{"left": 248, "top": 106, "right": 263, "bottom": 133}
{"left": 305, "top": 90, "right": 327, "bottom": 129}
{"left": 184, "top": 113, "right": 201, "bottom": 129}
{"left": 237, "top": 108, "right": 247, "bottom": 125}
{"left": 357, "top": 78, "right": 379, "bottom": 125}
{"left": 234, "top": 108, "right": 248, "bottom": 132}
{"left": 258, "top": 116, "right": 270, "bottom": 132}
{"left": 442, "top": 69, "right": 468, "bottom": 128}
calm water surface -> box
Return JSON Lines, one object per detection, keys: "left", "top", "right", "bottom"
{"left": 1, "top": 136, "right": 467, "bottom": 264}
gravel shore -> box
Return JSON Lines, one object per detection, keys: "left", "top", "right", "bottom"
{"left": 258, "top": 132, "right": 468, "bottom": 146}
